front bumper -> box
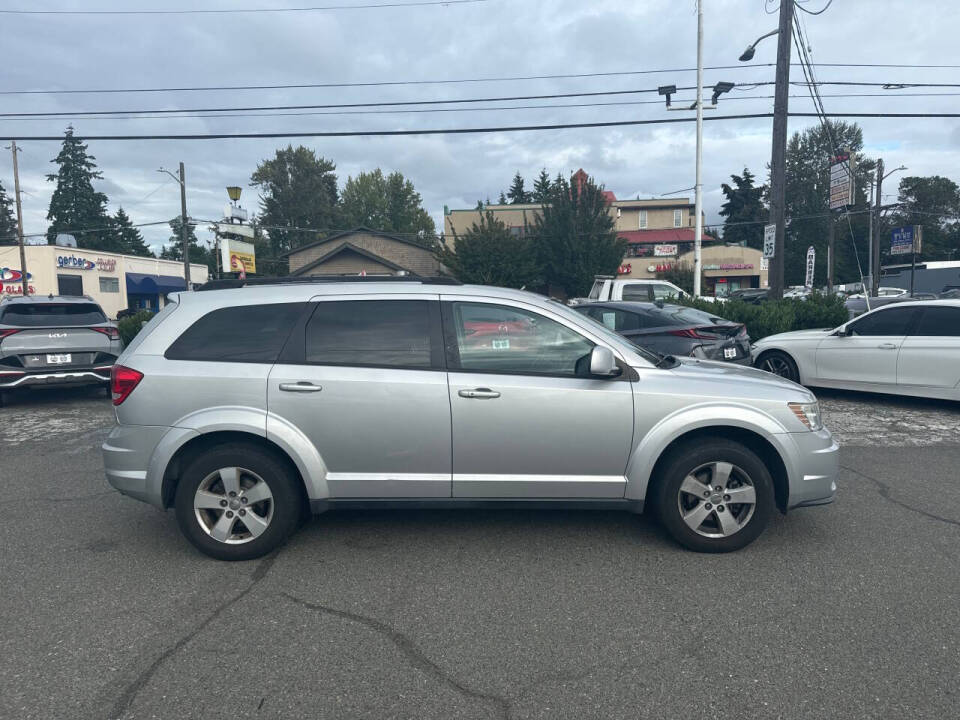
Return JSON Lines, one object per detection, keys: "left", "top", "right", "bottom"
{"left": 0, "top": 367, "right": 112, "bottom": 388}
{"left": 785, "top": 427, "right": 839, "bottom": 509}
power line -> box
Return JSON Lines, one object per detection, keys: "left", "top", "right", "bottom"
{"left": 2, "top": 112, "right": 959, "bottom": 142}
{"left": 0, "top": 0, "right": 489, "bottom": 15}
{"left": 794, "top": 0, "right": 833, "bottom": 15}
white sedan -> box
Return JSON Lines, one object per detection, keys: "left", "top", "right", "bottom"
{"left": 751, "top": 300, "right": 960, "bottom": 400}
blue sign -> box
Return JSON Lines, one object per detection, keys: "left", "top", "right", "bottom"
{"left": 891, "top": 226, "right": 917, "bottom": 256}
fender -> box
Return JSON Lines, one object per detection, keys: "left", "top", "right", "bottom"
{"left": 624, "top": 402, "right": 798, "bottom": 501}
{"left": 265, "top": 412, "right": 330, "bottom": 501}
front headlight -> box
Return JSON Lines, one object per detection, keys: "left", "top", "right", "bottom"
{"left": 788, "top": 401, "right": 822, "bottom": 431}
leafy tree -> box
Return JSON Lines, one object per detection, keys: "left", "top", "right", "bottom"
{"left": 111, "top": 207, "right": 153, "bottom": 257}
{"left": 250, "top": 145, "right": 339, "bottom": 256}
{"left": 719, "top": 168, "right": 767, "bottom": 249}
{"left": 889, "top": 176, "right": 960, "bottom": 261}
{"left": 160, "top": 216, "right": 215, "bottom": 275}
{"left": 532, "top": 169, "right": 552, "bottom": 203}
{"left": 507, "top": 171, "right": 531, "bottom": 204}
{"left": 782, "top": 121, "right": 876, "bottom": 286}
{"left": 437, "top": 210, "right": 538, "bottom": 288}
{"left": 0, "top": 180, "right": 17, "bottom": 246}
{"left": 45, "top": 127, "right": 114, "bottom": 249}
{"left": 657, "top": 263, "right": 695, "bottom": 295}
{"left": 339, "top": 169, "right": 435, "bottom": 242}
{"left": 527, "top": 172, "right": 626, "bottom": 297}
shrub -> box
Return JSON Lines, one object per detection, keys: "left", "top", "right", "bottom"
{"left": 117, "top": 310, "right": 155, "bottom": 346}
{"left": 680, "top": 292, "right": 847, "bottom": 341}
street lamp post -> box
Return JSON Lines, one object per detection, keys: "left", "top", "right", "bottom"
{"left": 158, "top": 163, "right": 191, "bottom": 288}
{"left": 869, "top": 161, "right": 907, "bottom": 298}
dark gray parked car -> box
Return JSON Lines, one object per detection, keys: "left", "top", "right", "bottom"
{"left": 574, "top": 301, "right": 751, "bottom": 364}
{"left": 0, "top": 295, "right": 121, "bottom": 404}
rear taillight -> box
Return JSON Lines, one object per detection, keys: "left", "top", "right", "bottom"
{"left": 668, "top": 327, "right": 720, "bottom": 339}
{"left": 110, "top": 365, "right": 143, "bottom": 406}
{"left": 0, "top": 329, "right": 21, "bottom": 340}
{"left": 92, "top": 326, "right": 120, "bottom": 340}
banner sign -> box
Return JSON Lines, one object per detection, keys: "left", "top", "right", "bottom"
{"left": 805, "top": 246, "right": 816, "bottom": 288}
{"left": 653, "top": 244, "right": 678, "bottom": 257}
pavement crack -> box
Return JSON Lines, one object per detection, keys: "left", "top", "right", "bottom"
{"left": 841, "top": 463, "right": 960, "bottom": 529}
{"left": 281, "top": 592, "right": 511, "bottom": 720}
{"left": 109, "top": 552, "right": 279, "bottom": 719}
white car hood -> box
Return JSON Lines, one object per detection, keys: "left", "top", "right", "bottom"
{"left": 754, "top": 328, "right": 835, "bottom": 344}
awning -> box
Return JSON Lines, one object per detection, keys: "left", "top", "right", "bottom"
{"left": 125, "top": 272, "right": 187, "bottom": 294}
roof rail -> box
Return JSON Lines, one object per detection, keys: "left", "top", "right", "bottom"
{"left": 197, "top": 275, "right": 462, "bottom": 292}
{"left": 593, "top": 275, "right": 615, "bottom": 280}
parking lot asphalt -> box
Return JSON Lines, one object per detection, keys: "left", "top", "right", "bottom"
{"left": 1, "top": 386, "right": 959, "bottom": 720}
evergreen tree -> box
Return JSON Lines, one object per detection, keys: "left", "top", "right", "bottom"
{"left": 339, "top": 169, "right": 435, "bottom": 242}
{"left": 532, "top": 169, "right": 552, "bottom": 203}
{"left": 161, "top": 216, "right": 215, "bottom": 275}
{"left": 527, "top": 172, "right": 626, "bottom": 297}
{"left": 0, "top": 180, "right": 17, "bottom": 246}
{"left": 45, "top": 127, "right": 114, "bottom": 249}
{"left": 112, "top": 207, "right": 153, "bottom": 257}
{"left": 719, "top": 168, "right": 767, "bottom": 249}
{"left": 498, "top": 191, "right": 507, "bottom": 204}
{"left": 437, "top": 210, "right": 538, "bottom": 288}
{"left": 507, "top": 171, "right": 530, "bottom": 204}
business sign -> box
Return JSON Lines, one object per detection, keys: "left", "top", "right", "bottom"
{"left": 829, "top": 151, "right": 856, "bottom": 210}
{"left": 891, "top": 225, "right": 923, "bottom": 255}
{"left": 760, "top": 257, "right": 769, "bottom": 271}
{"left": 805, "top": 246, "right": 816, "bottom": 288}
{"left": 56, "top": 255, "right": 96, "bottom": 270}
{"left": 617, "top": 263, "right": 632, "bottom": 275}
{"left": 220, "top": 237, "right": 257, "bottom": 275}
{"left": 653, "top": 244, "right": 678, "bottom": 257}
{"left": 763, "top": 223, "right": 776, "bottom": 259}
{"left": 702, "top": 263, "right": 754, "bottom": 271}
{"left": 0, "top": 267, "right": 33, "bottom": 284}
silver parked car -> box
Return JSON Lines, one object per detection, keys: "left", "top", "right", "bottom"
{"left": 102, "top": 278, "right": 838, "bottom": 560}
{"left": 0, "top": 295, "right": 122, "bottom": 405}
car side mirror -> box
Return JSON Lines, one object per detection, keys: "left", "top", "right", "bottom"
{"left": 589, "top": 345, "right": 621, "bottom": 377}
{"left": 835, "top": 327, "right": 850, "bottom": 337}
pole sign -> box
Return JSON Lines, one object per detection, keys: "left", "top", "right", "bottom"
{"left": 891, "top": 225, "right": 923, "bottom": 255}
{"left": 805, "top": 246, "right": 816, "bottom": 288}
{"left": 762, "top": 223, "right": 776, "bottom": 259}
{"left": 829, "top": 151, "right": 856, "bottom": 210}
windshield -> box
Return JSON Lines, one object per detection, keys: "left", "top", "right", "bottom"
{"left": 0, "top": 303, "right": 107, "bottom": 327}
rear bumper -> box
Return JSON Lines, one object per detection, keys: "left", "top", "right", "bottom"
{"left": 0, "top": 368, "right": 111, "bottom": 388}
{"left": 785, "top": 427, "right": 839, "bottom": 510}
{"left": 102, "top": 424, "right": 173, "bottom": 507}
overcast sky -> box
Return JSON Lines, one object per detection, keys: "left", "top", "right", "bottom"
{"left": 1, "top": 0, "right": 957, "bottom": 256}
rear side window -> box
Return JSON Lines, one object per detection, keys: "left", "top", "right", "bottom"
{"left": 621, "top": 284, "right": 651, "bottom": 301}
{"left": 165, "top": 303, "right": 305, "bottom": 363}
{"left": 0, "top": 303, "right": 106, "bottom": 327}
{"left": 305, "top": 300, "right": 436, "bottom": 369}
{"left": 913, "top": 306, "right": 960, "bottom": 336}
{"left": 588, "top": 308, "right": 642, "bottom": 332}
{"left": 587, "top": 280, "right": 605, "bottom": 300}
{"left": 848, "top": 306, "right": 919, "bottom": 336}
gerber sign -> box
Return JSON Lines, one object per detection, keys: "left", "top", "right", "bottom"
{"left": 57, "top": 255, "right": 96, "bottom": 270}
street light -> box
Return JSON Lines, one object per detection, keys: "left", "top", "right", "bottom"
{"left": 738, "top": 29, "right": 779, "bottom": 62}
{"left": 158, "top": 163, "right": 191, "bottom": 287}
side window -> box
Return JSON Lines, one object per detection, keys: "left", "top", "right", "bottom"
{"left": 847, "top": 307, "right": 919, "bottom": 337}
{"left": 592, "top": 309, "right": 640, "bottom": 332}
{"left": 913, "top": 307, "right": 960, "bottom": 336}
{"left": 165, "top": 303, "right": 305, "bottom": 362}
{"left": 621, "top": 284, "right": 651, "bottom": 301}
{"left": 651, "top": 284, "right": 679, "bottom": 300}
{"left": 447, "top": 302, "right": 594, "bottom": 376}
{"left": 305, "top": 300, "right": 437, "bottom": 369}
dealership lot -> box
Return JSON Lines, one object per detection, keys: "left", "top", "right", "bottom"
{"left": 1, "top": 388, "right": 959, "bottom": 719}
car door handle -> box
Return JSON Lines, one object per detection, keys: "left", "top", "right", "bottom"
{"left": 458, "top": 388, "right": 501, "bottom": 399}
{"left": 877, "top": 343, "right": 898, "bottom": 350}
{"left": 279, "top": 382, "right": 322, "bottom": 393}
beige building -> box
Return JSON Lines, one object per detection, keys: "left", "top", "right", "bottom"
{"left": 285, "top": 228, "right": 443, "bottom": 277}
{"left": 0, "top": 244, "right": 208, "bottom": 319}
{"left": 619, "top": 244, "right": 768, "bottom": 295}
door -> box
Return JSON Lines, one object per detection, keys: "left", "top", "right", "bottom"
{"left": 443, "top": 298, "right": 634, "bottom": 499}
{"left": 57, "top": 274, "right": 83, "bottom": 296}
{"left": 267, "top": 296, "right": 452, "bottom": 498}
{"left": 815, "top": 305, "right": 921, "bottom": 385}
{"left": 897, "top": 305, "right": 960, "bottom": 388}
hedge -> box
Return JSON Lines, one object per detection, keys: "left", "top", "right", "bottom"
{"left": 680, "top": 292, "right": 848, "bottom": 341}
{"left": 117, "top": 310, "right": 156, "bottom": 346}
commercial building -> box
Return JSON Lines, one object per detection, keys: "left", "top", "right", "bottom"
{"left": 0, "top": 245, "right": 208, "bottom": 319}
{"left": 285, "top": 227, "right": 443, "bottom": 277}
{"left": 618, "top": 244, "right": 768, "bottom": 296}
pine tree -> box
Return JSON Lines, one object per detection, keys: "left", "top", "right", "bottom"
{"left": 532, "top": 168, "right": 552, "bottom": 203}
{"left": 498, "top": 191, "right": 508, "bottom": 204}
{"left": 0, "top": 180, "right": 17, "bottom": 246}
{"left": 45, "top": 127, "right": 114, "bottom": 249}
{"left": 507, "top": 172, "right": 530, "bottom": 204}
{"left": 112, "top": 207, "right": 153, "bottom": 257}
{"left": 719, "top": 168, "right": 767, "bottom": 249}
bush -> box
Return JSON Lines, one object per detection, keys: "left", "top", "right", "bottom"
{"left": 680, "top": 292, "right": 848, "bottom": 341}
{"left": 117, "top": 310, "right": 156, "bottom": 346}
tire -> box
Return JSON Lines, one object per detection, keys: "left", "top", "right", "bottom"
{"left": 756, "top": 350, "right": 800, "bottom": 383}
{"left": 654, "top": 440, "right": 775, "bottom": 553}
{"left": 174, "top": 443, "right": 303, "bottom": 561}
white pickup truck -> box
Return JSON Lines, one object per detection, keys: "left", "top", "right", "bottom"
{"left": 570, "top": 276, "right": 687, "bottom": 304}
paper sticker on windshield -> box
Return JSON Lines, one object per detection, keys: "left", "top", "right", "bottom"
{"left": 492, "top": 339, "right": 510, "bottom": 350}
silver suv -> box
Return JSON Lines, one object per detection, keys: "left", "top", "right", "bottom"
{"left": 0, "top": 295, "right": 121, "bottom": 405}
{"left": 102, "top": 278, "right": 837, "bottom": 560}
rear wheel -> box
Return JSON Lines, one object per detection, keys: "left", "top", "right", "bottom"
{"left": 654, "top": 440, "right": 775, "bottom": 553}
{"left": 174, "top": 444, "right": 303, "bottom": 561}
{"left": 757, "top": 350, "right": 800, "bottom": 383}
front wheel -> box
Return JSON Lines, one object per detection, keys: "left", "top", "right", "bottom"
{"left": 756, "top": 350, "right": 800, "bottom": 383}
{"left": 174, "top": 444, "right": 303, "bottom": 561}
{"left": 654, "top": 440, "right": 775, "bottom": 553}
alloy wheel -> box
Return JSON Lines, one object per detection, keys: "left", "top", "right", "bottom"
{"left": 761, "top": 355, "right": 794, "bottom": 380}
{"left": 677, "top": 461, "right": 757, "bottom": 538}
{"left": 193, "top": 466, "right": 274, "bottom": 545}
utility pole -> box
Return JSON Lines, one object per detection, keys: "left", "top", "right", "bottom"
{"left": 10, "top": 141, "right": 28, "bottom": 296}
{"left": 826, "top": 214, "right": 835, "bottom": 293}
{"left": 178, "top": 162, "right": 191, "bottom": 288}
{"left": 692, "top": 0, "right": 704, "bottom": 297}
{"left": 871, "top": 158, "right": 884, "bottom": 297}
{"left": 767, "top": 0, "right": 794, "bottom": 299}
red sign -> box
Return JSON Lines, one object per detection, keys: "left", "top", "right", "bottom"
{"left": 2, "top": 284, "right": 36, "bottom": 295}
{"left": 617, "top": 264, "right": 632, "bottom": 275}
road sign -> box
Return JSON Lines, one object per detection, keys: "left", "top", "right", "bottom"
{"left": 804, "top": 246, "right": 816, "bottom": 288}
{"left": 763, "top": 223, "right": 776, "bottom": 259}
{"left": 829, "top": 151, "right": 855, "bottom": 210}
{"left": 891, "top": 225, "right": 923, "bottom": 255}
